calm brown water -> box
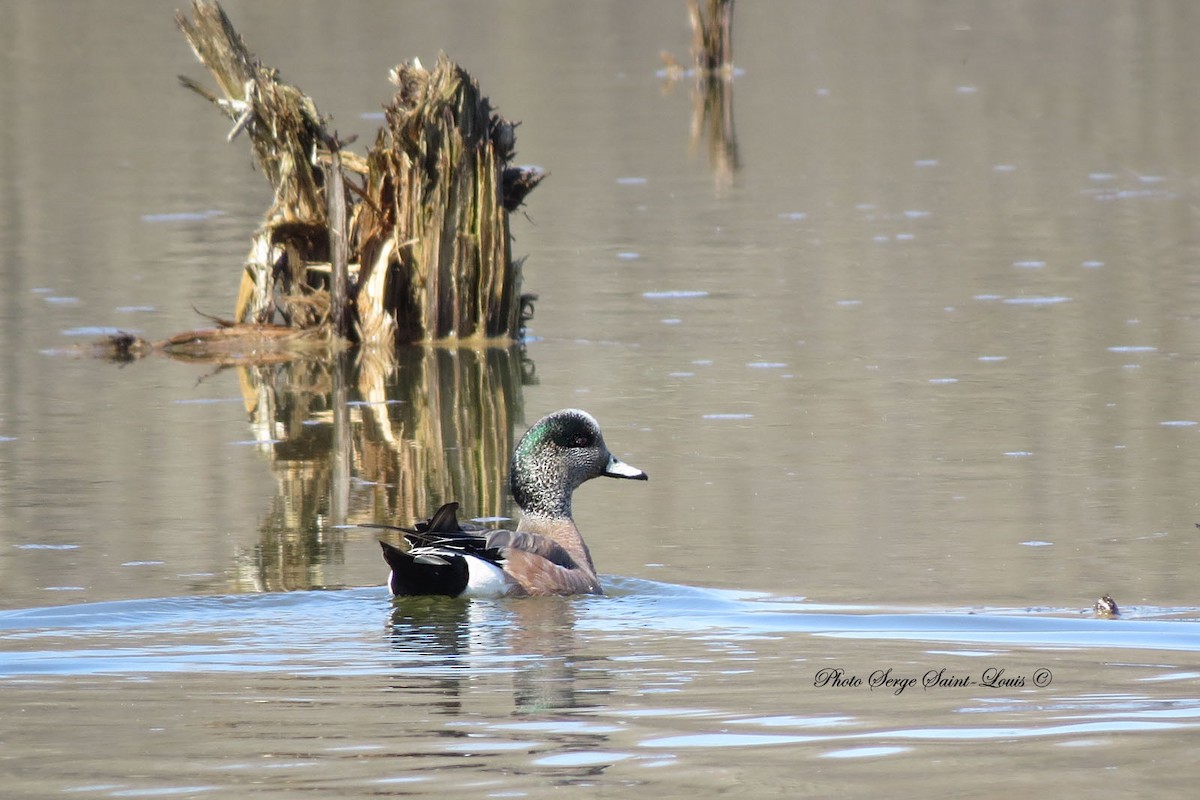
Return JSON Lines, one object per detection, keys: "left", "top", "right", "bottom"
{"left": 3, "top": 1, "right": 1200, "bottom": 797}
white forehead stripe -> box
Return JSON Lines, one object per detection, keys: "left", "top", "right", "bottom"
{"left": 560, "top": 408, "right": 600, "bottom": 428}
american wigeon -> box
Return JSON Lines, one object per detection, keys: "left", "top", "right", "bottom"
{"left": 376, "top": 408, "right": 648, "bottom": 597}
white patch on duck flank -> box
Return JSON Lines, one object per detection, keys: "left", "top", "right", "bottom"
{"left": 460, "top": 555, "right": 513, "bottom": 598}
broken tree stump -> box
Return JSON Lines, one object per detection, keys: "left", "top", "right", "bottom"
{"left": 351, "top": 55, "right": 542, "bottom": 344}
{"left": 175, "top": 0, "right": 543, "bottom": 348}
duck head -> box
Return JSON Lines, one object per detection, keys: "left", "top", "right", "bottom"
{"left": 510, "top": 408, "right": 647, "bottom": 519}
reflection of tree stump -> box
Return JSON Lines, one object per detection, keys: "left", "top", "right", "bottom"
{"left": 232, "top": 346, "right": 528, "bottom": 592}
{"left": 175, "top": 0, "right": 542, "bottom": 348}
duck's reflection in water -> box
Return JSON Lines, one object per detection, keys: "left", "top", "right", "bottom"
{"left": 386, "top": 596, "right": 597, "bottom": 714}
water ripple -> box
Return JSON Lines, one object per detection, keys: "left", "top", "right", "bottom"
{"left": 1, "top": 581, "right": 1199, "bottom": 679}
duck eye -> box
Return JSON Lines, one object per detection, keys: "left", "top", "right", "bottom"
{"left": 573, "top": 434, "right": 592, "bottom": 447}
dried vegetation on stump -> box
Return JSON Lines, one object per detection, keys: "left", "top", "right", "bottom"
{"left": 157, "top": 0, "right": 542, "bottom": 361}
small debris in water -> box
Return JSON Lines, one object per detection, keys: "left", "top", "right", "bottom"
{"left": 1093, "top": 594, "right": 1120, "bottom": 617}
{"left": 1020, "top": 540, "right": 1054, "bottom": 547}
{"left": 1004, "top": 451, "right": 1034, "bottom": 457}
{"left": 1160, "top": 420, "right": 1198, "bottom": 427}
{"left": 978, "top": 355, "right": 1008, "bottom": 362}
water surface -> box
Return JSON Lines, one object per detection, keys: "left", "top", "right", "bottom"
{"left": 2, "top": 582, "right": 1199, "bottom": 798}
{"left": 4, "top": 0, "right": 1200, "bottom": 796}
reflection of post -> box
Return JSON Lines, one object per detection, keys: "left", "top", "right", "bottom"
{"left": 692, "top": 72, "right": 739, "bottom": 195}
{"left": 330, "top": 352, "right": 350, "bottom": 528}
{"left": 662, "top": 0, "right": 740, "bottom": 194}
{"left": 690, "top": 0, "right": 738, "bottom": 193}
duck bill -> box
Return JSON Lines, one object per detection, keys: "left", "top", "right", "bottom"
{"left": 604, "top": 455, "right": 648, "bottom": 481}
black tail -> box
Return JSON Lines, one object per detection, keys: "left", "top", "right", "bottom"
{"left": 379, "top": 540, "right": 469, "bottom": 597}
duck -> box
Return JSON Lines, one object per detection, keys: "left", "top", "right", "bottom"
{"left": 375, "top": 408, "right": 648, "bottom": 598}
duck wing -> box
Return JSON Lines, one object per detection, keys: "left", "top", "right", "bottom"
{"left": 373, "top": 503, "right": 601, "bottom": 596}
{"left": 484, "top": 530, "right": 578, "bottom": 570}
{"left": 484, "top": 530, "right": 601, "bottom": 596}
